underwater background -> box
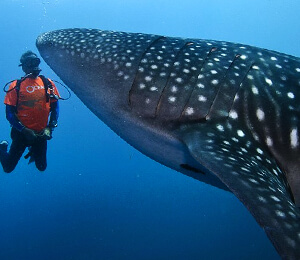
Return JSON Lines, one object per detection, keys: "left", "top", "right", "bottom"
{"left": 0, "top": 0, "right": 299, "bottom": 259}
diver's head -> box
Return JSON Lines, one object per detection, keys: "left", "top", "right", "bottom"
{"left": 19, "top": 51, "right": 41, "bottom": 77}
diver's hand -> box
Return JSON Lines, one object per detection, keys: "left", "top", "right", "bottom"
{"left": 21, "top": 127, "right": 37, "bottom": 144}
{"left": 42, "top": 127, "right": 52, "bottom": 140}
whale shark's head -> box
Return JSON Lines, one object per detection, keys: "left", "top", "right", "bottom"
{"left": 36, "top": 29, "right": 159, "bottom": 119}
{"left": 37, "top": 28, "right": 223, "bottom": 188}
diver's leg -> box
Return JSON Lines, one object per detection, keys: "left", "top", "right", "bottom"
{"left": 32, "top": 139, "right": 47, "bottom": 171}
{"left": 0, "top": 128, "right": 27, "bottom": 173}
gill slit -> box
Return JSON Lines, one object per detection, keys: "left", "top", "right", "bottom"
{"left": 127, "top": 36, "right": 165, "bottom": 107}
{"left": 178, "top": 46, "right": 218, "bottom": 120}
{"left": 205, "top": 53, "right": 242, "bottom": 120}
{"left": 226, "top": 62, "right": 254, "bottom": 119}
{"left": 154, "top": 41, "right": 192, "bottom": 117}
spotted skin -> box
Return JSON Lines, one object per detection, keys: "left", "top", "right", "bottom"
{"left": 36, "top": 29, "right": 300, "bottom": 260}
{"left": 130, "top": 36, "right": 186, "bottom": 117}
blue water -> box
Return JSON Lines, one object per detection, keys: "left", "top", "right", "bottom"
{"left": 0, "top": 0, "right": 299, "bottom": 259}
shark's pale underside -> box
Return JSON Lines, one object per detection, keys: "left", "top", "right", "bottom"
{"left": 36, "top": 29, "right": 300, "bottom": 260}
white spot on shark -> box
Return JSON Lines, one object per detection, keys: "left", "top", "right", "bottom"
{"left": 217, "top": 125, "right": 224, "bottom": 131}
{"left": 266, "top": 137, "right": 273, "bottom": 146}
{"left": 185, "top": 107, "right": 194, "bottom": 115}
{"left": 287, "top": 92, "right": 295, "bottom": 99}
{"left": 256, "top": 148, "right": 263, "bottom": 155}
{"left": 212, "top": 79, "right": 219, "bottom": 85}
{"left": 198, "top": 95, "right": 207, "bottom": 102}
{"left": 265, "top": 78, "right": 273, "bottom": 86}
{"left": 237, "top": 130, "right": 245, "bottom": 137}
{"left": 256, "top": 108, "right": 265, "bottom": 121}
{"left": 176, "top": 78, "right": 183, "bottom": 83}
{"left": 171, "top": 86, "right": 178, "bottom": 93}
{"left": 145, "top": 76, "right": 152, "bottom": 82}
{"left": 229, "top": 110, "right": 238, "bottom": 119}
{"left": 150, "top": 86, "right": 158, "bottom": 91}
{"left": 276, "top": 210, "right": 286, "bottom": 218}
{"left": 290, "top": 128, "right": 298, "bottom": 149}
{"left": 168, "top": 96, "right": 176, "bottom": 103}
{"left": 271, "top": 195, "right": 280, "bottom": 202}
{"left": 252, "top": 87, "right": 259, "bottom": 95}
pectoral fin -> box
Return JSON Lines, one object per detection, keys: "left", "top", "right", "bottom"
{"left": 179, "top": 121, "right": 300, "bottom": 260}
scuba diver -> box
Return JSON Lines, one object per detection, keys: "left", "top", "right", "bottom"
{"left": 0, "top": 51, "right": 60, "bottom": 172}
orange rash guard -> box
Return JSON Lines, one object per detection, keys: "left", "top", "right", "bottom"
{"left": 4, "top": 77, "right": 59, "bottom": 132}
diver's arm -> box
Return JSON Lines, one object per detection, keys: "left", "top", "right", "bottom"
{"left": 49, "top": 101, "right": 59, "bottom": 130}
{"left": 5, "top": 105, "right": 25, "bottom": 132}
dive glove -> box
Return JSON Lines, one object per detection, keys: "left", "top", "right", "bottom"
{"left": 42, "top": 127, "right": 52, "bottom": 140}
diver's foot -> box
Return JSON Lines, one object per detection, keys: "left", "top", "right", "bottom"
{"left": 0, "top": 140, "right": 9, "bottom": 153}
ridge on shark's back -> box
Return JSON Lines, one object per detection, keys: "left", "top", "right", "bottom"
{"left": 36, "top": 28, "right": 300, "bottom": 260}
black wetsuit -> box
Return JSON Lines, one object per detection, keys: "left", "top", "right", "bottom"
{"left": 0, "top": 94, "right": 58, "bottom": 173}
{"left": 0, "top": 128, "right": 47, "bottom": 173}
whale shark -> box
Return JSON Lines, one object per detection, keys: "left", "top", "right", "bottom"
{"left": 36, "top": 28, "right": 300, "bottom": 260}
